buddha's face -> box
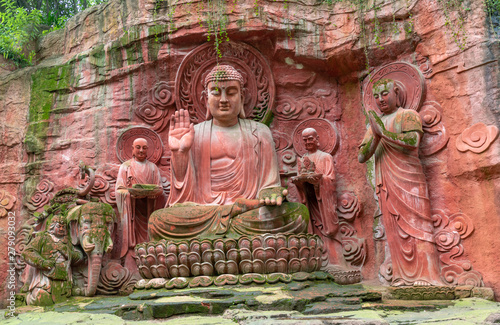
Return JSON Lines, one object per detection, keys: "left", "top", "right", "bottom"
{"left": 302, "top": 128, "right": 319, "bottom": 153}
{"left": 132, "top": 139, "right": 148, "bottom": 162}
{"left": 207, "top": 80, "right": 243, "bottom": 127}
{"left": 373, "top": 81, "right": 398, "bottom": 115}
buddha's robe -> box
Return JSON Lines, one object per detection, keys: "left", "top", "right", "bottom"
{"left": 361, "top": 107, "right": 441, "bottom": 285}
{"left": 149, "top": 119, "right": 308, "bottom": 240}
{"left": 116, "top": 158, "right": 162, "bottom": 258}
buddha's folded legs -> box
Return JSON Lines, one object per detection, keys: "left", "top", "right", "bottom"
{"left": 148, "top": 200, "right": 309, "bottom": 241}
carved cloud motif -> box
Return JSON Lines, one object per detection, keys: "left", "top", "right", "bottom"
{"left": 456, "top": 123, "right": 499, "bottom": 153}
{"left": 419, "top": 101, "right": 449, "bottom": 156}
{"left": 274, "top": 96, "right": 325, "bottom": 121}
{"left": 0, "top": 190, "right": 16, "bottom": 218}
{"left": 135, "top": 81, "right": 175, "bottom": 132}
{"left": 26, "top": 179, "right": 54, "bottom": 212}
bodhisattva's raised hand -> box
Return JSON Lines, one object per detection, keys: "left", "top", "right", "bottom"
{"left": 169, "top": 109, "right": 194, "bottom": 152}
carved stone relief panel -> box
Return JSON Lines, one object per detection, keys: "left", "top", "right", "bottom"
{"left": 456, "top": 123, "right": 499, "bottom": 153}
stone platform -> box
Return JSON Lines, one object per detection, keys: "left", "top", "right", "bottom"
{"left": 3, "top": 279, "right": 499, "bottom": 324}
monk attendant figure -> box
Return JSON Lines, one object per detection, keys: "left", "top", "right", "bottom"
{"left": 116, "top": 138, "right": 162, "bottom": 268}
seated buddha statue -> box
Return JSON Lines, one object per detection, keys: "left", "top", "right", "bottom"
{"left": 148, "top": 65, "right": 309, "bottom": 240}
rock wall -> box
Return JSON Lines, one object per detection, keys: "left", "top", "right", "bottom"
{"left": 0, "top": 0, "right": 499, "bottom": 306}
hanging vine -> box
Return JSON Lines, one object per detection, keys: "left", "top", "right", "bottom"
{"left": 206, "top": 0, "right": 230, "bottom": 61}
{"left": 485, "top": 0, "right": 500, "bottom": 35}
{"left": 437, "top": 0, "right": 470, "bottom": 50}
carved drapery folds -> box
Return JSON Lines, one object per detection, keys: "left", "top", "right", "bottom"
{"left": 456, "top": 123, "right": 499, "bottom": 153}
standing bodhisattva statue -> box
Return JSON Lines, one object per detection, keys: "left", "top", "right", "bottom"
{"left": 358, "top": 79, "right": 442, "bottom": 286}
{"left": 149, "top": 65, "right": 308, "bottom": 239}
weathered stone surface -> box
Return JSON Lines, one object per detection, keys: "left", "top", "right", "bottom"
{"left": 0, "top": 0, "right": 499, "bottom": 308}
{"left": 472, "top": 287, "right": 495, "bottom": 301}
{"left": 2, "top": 287, "right": 499, "bottom": 324}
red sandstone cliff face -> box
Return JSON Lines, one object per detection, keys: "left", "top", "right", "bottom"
{"left": 0, "top": 0, "right": 499, "bottom": 306}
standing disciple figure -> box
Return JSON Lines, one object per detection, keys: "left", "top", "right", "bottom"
{"left": 116, "top": 138, "right": 162, "bottom": 268}
{"left": 292, "top": 128, "right": 343, "bottom": 265}
{"left": 358, "top": 79, "right": 442, "bottom": 286}
{"left": 148, "top": 65, "right": 308, "bottom": 240}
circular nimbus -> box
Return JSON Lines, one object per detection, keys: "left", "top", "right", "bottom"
{"left": 175, "top": 41, "right": 275, "bottom": 124}
{"left": 292, "top": 118, "right": 338, "bottom": 157}
{"left": 116, "top": 126, "right": 163, "bottom": 164}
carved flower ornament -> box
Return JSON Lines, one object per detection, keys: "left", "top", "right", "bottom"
{"left": 456, "top": 123, "right": 499, "bottom": 153}
{"left": 0, "top": 190, "right": 16, "bottom": 218}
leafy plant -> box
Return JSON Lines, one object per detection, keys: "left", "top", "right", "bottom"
{"left": 485, "top": 0, "right": 500, "bottom": 34}
{"left": 0, "top": 0, "right": 41, "bottom": 65}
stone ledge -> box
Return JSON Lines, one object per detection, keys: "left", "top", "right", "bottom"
{"left": 386, "top": 285, "right": 495, "bottom": 301}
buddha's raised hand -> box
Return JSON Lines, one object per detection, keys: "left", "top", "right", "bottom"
{"left": 169, "top": 109, "right": 194, "bottom": 152}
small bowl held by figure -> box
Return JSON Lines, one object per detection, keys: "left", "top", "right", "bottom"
{"left": 128, "top": 184, "right": 163, "bottom": 198}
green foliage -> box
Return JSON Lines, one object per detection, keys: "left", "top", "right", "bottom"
{"left": 437, "top": 0, "right": 469, "bottom": 50}
{"left": 0, "top": 0, "right": 41, "bottom": 65}
{"left": 206, "top": 0, "right": 230, "bottom": 60}
{"left": 0, "top": 0, "right": 107, "bottom": 66}
{"left": 14, "top": 0, "right": 107, "bottom": 28}
{"left": 485, "top": 0, "right": 500, "bottom": 34}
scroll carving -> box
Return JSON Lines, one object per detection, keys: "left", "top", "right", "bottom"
{"left": 135, "top": 81, "right": 175, "bottom": 132}
{"left": 456, "top": 123, "right": 499, "bottom": 153}
{"left": 79, "top": 164, "right": 121, "bottom": 206}
{"left": 97, "top": 261, "right": 134, "bottom": 295}
{"left": 26, "top": 179, "right": 55, "bottom": 212}
{"left": 419, "top": 101, "right": 449, "bottom": 156}
{"left": 273, "top": 96, "right": 326, "bottom": 121}
{"left": 432, "top": 210, "right": 483, "bottom": 287}
{"left": 337, "top": 192, "right": 366, "bottom": 268}
{"left": 416, "top": 53, "right": 433, "bottom": 77}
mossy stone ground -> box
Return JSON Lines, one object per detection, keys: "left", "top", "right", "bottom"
{"left": 2, "top": 280, "right": 500, "bottom": 324}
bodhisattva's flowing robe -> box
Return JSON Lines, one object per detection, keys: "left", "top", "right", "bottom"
{"left": 148, "top": 119, "right": 308, "bottom": 240}
{"left": 116, "top": 158, "right": 162, "bottom": 258}
{"left": 361, "top": 107, "right": 441, "bottom": 285}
